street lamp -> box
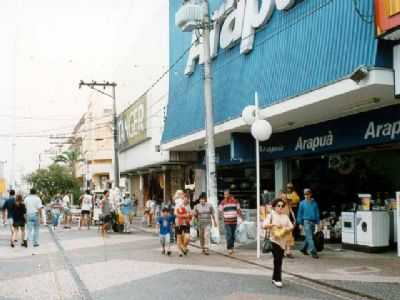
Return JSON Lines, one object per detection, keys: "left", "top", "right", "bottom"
{"left": 176, "top": 0, "right": 220, "bottom": 238}
{"left": 242, "top": 92, "right": 272, "bottom": 259}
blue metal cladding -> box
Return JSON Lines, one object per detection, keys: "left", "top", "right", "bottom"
{"left": 162, "top": 0, "right": 379, "bottom": 143}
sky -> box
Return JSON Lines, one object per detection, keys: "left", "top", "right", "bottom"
{"left": 0, "top": 0, "right": 169, "bottom": 188}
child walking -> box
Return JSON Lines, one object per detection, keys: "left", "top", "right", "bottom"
{"left": 157, "top": 208, "right": 174, "bottom": 256}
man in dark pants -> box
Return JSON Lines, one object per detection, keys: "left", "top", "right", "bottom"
{"left": 297, "top": 188, "right": 320, "bottom": 259}
{"left": 219, "top": 189, "right": 242, "bottom": 255}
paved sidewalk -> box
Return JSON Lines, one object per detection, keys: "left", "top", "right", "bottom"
{"left": 133, "top": 220, "right": 400, "bottom": 300}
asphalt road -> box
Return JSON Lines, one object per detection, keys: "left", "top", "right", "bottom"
{"left": 0, "top": 224, "right": 371, "bottom": 300}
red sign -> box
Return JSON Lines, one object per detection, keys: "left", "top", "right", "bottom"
{"left": 376, "top": 0, "right": 400, "bottom": 39}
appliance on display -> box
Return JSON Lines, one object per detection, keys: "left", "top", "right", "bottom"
{"left": 355, "top": 211, "right": 390, "bottom": 251}
{"left": 342, "top": 195, "right": 390, "bottom": 252}
{"left": 341, "top": 212, "right": 356, "bottom": 245}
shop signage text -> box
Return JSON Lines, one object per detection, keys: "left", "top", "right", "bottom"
{"left": 364, "top": 121, "right": 400, "bottom": 141}
{"left": 118, "top": 95, "right": 147, "bottom": 151}
{"left": 229, "top": 104, "right": 400, "bottom": 163}
{"left": 295, "top": 131, "right": 334, "bottom": 152}
{"left": 185, "top": 0, "right": 297, "bottom": 75}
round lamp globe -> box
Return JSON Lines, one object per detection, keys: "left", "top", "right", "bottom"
{"left": 251, "top": 119, "right": 272, "bottom": 141}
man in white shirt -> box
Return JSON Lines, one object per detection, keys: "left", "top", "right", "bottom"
{"left": 24, "top": 188, "right": 43, "bottom": 247}
{"left": 62, "top": 193, "right": 72, "bottom": 229}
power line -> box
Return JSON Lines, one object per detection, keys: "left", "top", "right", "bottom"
{"left": 352, "top": 0, "right": 373, "bottom": 24}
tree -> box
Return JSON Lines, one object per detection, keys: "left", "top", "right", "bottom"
{"left": 25, "top": 164, "right": 81, "bottom": 204}
{"left": 53, "top": 149, "right": 81, "bottom": 178}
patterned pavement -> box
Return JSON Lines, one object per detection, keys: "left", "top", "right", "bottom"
{"left": 0, "top": 224, "right": 386, "bottom": 300}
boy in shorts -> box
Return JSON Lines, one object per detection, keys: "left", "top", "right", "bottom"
{"left": 157, "top": 208, "right": 174, "bottom": 256}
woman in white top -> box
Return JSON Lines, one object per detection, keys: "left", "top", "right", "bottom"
{"left": 264, "top": 198, "right": 294, "bottom": 288}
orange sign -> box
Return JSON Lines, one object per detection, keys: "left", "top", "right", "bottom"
{"left": 376, "top": 0, "right": 400, "bottom": 38}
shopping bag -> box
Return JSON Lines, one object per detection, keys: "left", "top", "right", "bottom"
{"left": 235, "top": 223, "right": 248, "bottom": 244}
{"left": 314, "top": 231, "right": 324, "bottom": 252}
{"left": 190, "top": 226, "right": 197, "bottom": 242}
{"left": 210, "top": 227, "right": 220, "bottom": 244}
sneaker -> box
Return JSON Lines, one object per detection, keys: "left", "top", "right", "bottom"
{"left": 179, "top": 253, "right": 183, "bottom": 257}
{"left": 33, "top": 244, "right": 39, "bottom": 247}
{"left": 300, "top": 249, "right": 309, "bottom": 256}
{"left": 183, "top": 250, "right": 188, "bottom": 256}
{"left": 167, "top": 251, "right": 171, "bottom": 256}
{"left": 311, "top": 252, "right": 319, "bottom": 259}
{"left": 10, "top": 241, "right": 15, "bottom": 248}
{"left": 204, "top": 250, "right": 210, "bottom": 256}
{"left": 272, "top": 280, "right": 283, "bottom": 288}
{"left": 228, "top": 249, "right": 233, "bottom": 255}
{"left": 22, "top": 240, "right": 28, "bottom": 248}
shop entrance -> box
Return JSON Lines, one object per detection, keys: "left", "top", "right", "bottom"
{"left": 290, "top": 147, "right": 400, "bottom": 213}
{"left": 217, "top": 163, "right": 275, "bottom": 209}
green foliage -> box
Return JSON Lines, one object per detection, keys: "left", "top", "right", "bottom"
{"left": 53, "top": 149, "right": 81, "bottom": 178}
{"left": 25, "top": 164, "right": 81, "bottom": 204}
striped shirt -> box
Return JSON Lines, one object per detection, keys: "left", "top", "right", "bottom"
{"left": 219, "top": 197, "right": 241, "bottom": 224}
{"left": 194, "top": 202, "right": 214, "bottom": 226}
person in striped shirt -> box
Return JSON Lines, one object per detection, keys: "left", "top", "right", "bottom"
{"left": 219, "top": 189, "right": 242, "bottom": 255}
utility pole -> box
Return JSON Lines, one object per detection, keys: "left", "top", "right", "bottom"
{"left": 201, "top": 1, "right": 219, "bottom": 228}
{"left": 79, "top": 81, "right": 120, "bottom": 188}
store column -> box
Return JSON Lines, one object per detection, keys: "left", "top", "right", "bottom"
{"left": 274, "top": 159, "right": 289, "bottom": 195}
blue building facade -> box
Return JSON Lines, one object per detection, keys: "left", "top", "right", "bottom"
{"left": 163, "top": 0, "right": 399, "bottom": 214}
{"left": 163, "top": 0, "right": 389, "bottom": 143}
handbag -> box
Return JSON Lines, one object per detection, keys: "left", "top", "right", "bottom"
{"left": 313, "top": 230, "right": 325, "bottom": 252}
{"left": 262, "top": 214, "right": 273, "bottom": 253}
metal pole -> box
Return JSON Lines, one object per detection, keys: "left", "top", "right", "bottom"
{"left": 112, "top": 84, "right": 120, "bottom": 188}
{"left": 397, "top": 192, "right": 400, "bottom": 257}
{"left": 255, "top": 92, "right": 261, "bottom": 259}
{"left": 202, "top": 0, "right": 219, "bottom": 232}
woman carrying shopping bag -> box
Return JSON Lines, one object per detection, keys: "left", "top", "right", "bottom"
{"left": 264, "top": 198, "right": 294, "bottom": 288}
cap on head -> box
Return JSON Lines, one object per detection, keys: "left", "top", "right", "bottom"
{"left": 30, "top": 188, "right": 36, "bottom": 195}
{"left": 304, "top": 188, "right": 312, "bottom": 194}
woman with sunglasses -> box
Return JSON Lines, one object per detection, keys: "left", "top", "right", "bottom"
{"left": 264, "top": 198, "right": 294, "bottom": 288}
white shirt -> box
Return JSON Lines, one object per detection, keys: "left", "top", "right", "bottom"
{"left": 62, "top": 195, "right": 70, "bottom": 208}
{"left": 25, "top": 195, "right": 43, "bottom": 215}
{"left": 81, "top": 194, "right": 92, "bottom": 211}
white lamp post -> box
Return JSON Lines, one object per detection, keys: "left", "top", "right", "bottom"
{"left": 242, "top": 92, "right": 272, "bottom": 259}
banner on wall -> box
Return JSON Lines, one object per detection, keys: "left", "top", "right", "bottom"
{"left": 118, "top": 95, "right": 148, "bottom": 152}
{"left": 231, "top": 104, "right": 400, "bottom": 163}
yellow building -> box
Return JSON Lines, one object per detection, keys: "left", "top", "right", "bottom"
{"left": 72, "top": 94, "right": 114, "bottom": 192}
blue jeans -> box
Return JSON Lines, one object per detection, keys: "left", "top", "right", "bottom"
{"left": 52, "top": 213, "right": 60, "bottom": 227}
{"left": 302, "top": 220, "right": 317, "bottom": 254}
{"left": 224, "top": 224, "right": 237, "bottom": 250}
{"left": 27, "top": 213, "right": 40, "bottom": 246}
